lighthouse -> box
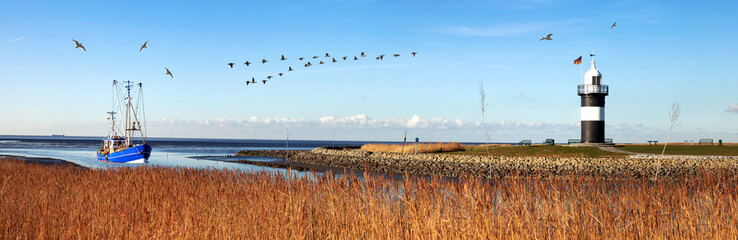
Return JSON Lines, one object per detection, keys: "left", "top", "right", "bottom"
{"left": 578, "top": 59, "right": 608, "bottom": 143}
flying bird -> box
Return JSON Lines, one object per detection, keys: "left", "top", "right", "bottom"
{"left": 332, "top": 57, "right": 337, "bottom": 63}
{"left": 228, "top": 63, "right": 235, "bottom": 68}
{"left": 72, "top": 39, "right": 86, "bottom": 51}
{"left": 342, "top": 56, "right": 348, "bottom": 60}
{"left": 299, "top": 57, "right": 305, "bottom": 61}
{"left": 411, "top": 52, "right": 417, "bottom": 57}
{"left": 319, "top": 61, "right": 324, "bottom": 64}
{"left": 267, "top": 75, "right": 273, "bottom": 80}
{"left": 281, "top": 55, "right": 286, "bottom": 60}
{"left": 360, "top": 52, "right": 366, "bottom": 57}
{"left": 312, "top": 56, "right": 319, "bottom": 59}
{"left": 354, "top": 56, "right": 358, "bottom": 60}
{"left": 377, "top": 55, "right": 385, "bottom": 60}
{"left": 246, "top": 81, "right": 250, "bottom": 86}
{"left": 393, "top": 54, "right": 400, "bottom": 57}
{"left": 244, "top": 61, "right": 251, "bottom": 66}
{"left": 139, "top": 41, "right": 148, "bottom": 52}
{"left": 165, "top": 68, "right": 173, "bottom": 78}
{"left": 611, "top": 21, "right": 617, "bottom": 29}
{"left": 262, "top": 80, "right": 267, "bottom": 84}
{"left": 325, "top": 53, "right": 331, "bottom": 57}
{"left": 251, "top": 78, "right": 256, "bottom": 84}
{"left": 261, "top": 59, "right": 268, "bottom": 64}
{"left": 278, "top": 73, "right": 283, "bottom": 76}
{"left": 540, "top": 34, "right": 553, "bottom": 41}
{"left": 288, "top": 67, "right": 293, "bottom": 71}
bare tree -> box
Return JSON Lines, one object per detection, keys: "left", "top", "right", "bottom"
{"left": 655, "top": 101, "right": 681, "bottom": 180}
{"left": 480, "top": 82, "right": 492, "bottom": 178}
{"left": 480, "top": 83, "right": 490, "bottom": 156}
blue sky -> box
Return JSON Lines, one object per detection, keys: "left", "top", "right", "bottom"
{"left": 1, "top": 0, "right": 737, "bottom": 143}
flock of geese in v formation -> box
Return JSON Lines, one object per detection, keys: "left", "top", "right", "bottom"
{"left": 71, "top": 39, "right": 417, "bottom": 86}
{"left": 71, "top": 21, "right": 617, "bottom": 86}
{"left": 232, "top": 51, "right": 418, "bottom": 86}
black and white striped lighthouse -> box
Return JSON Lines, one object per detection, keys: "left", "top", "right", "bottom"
{"left": 578, "top": 59, "right": 608, "bottom": 143}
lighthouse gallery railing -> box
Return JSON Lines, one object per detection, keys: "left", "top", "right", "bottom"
{"left": 578, "top": 84, "right": 609, "bottom": 95}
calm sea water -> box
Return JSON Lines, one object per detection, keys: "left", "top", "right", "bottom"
{"left": 0, "top": 135, "right": 372, "bottom": 172}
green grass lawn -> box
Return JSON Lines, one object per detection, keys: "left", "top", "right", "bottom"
{"left": 619, "top": 145, "right": 738, "bottom": 156}
{"left": 443, "top": 145, "right": 627, "bottom": 158}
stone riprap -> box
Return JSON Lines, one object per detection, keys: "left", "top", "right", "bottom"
{"left": 237, "top": 148, "right": 738, "bottom": 179}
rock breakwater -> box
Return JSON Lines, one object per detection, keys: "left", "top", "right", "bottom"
{"left": 237, "top": 148, "right": 738, "bottom": 179}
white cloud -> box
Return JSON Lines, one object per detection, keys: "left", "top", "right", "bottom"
{"left": 727, "top": 103, "right": 738, "bottom": 114}
{"left": 435, "top": 19, "right": 584, "bottom": 37}
{"left": 1, "top": 36, "right": 24, "bottom": 46}
{"left": 143, "top": 114, "right": 584, "bottom": 142}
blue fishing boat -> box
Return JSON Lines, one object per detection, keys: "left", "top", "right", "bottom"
{"left": 97, "top": 80, "right": 152, "bottom": 163}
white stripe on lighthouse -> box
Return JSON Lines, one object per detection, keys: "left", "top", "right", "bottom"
{"left": 581, "top": 106, "right": 604, "bottom": 121}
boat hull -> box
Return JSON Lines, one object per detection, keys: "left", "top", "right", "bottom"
{"left": 97, "top": 144, "right": 152, "bottom": 163}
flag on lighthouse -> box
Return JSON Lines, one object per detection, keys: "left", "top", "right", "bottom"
{"left": 573, "top": 56, "right": 582, "bottom": 65}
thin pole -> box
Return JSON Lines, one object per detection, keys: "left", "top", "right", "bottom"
{"left": 285, "top": 127, "right": 289, "bottom": 162}
{"left": 581, "top": 61, "right": 584, "bottom": 84}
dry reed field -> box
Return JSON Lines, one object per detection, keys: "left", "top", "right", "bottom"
{"left": 2, "top": 158, "right": 738, "bottom": 239}
{"left": 361, "top": 142, "right": 465, "bottom": 153}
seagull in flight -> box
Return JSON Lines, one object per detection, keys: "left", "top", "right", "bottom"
{"left": 165, "top": 68, "right": 173, "bottom": 78}
{"left": 262, "top": 80, "right": 267, "bottom": 84}
{"left": 354, "top": 56, "right": 358, "bottom": 60}
{"left": 261, "top": 59, "right": 268, "bottom": 64}
{"left": 267, "top": 75, "right": 273, "bottom": 80}
{"left": 288, "top": 66, "right": 293, "bottom": 71}
{"left": 299, "top": 57, "right": 305, "bottom": 61}
{"left": 411, "top": 52, "right": 417, "bottom": 57}
{"left": 281, "top": 55, "right": 286, "bottom": 60}
{"left": 540, "top": 34, "right": 553, "bottom": 41}
{"left": 325, "top": 53, "right": 331, "bottom": 57}
{"left": 139, "top": 41, "right": 148, "bottom": 52}
{"left": 244, "top": 61, "right": 251, "bottom": 66}
{"left": 72, "top": 39, "right": 86, "bottom": 51}
{"left": 360, "top": 52, "right": 366, "bottom": 57}
{"left": 377, "top": 55, "right": 385, "bottom": 60}
{"left": 342, "top": 56, "right": 348, "bottom": 60}
{"left": 251, "top": 78, "right": 256, "bottom": 84}
{"left": 246, "top": 81, "right": 250, "bottom": 86}
{"left": 228, "top": 63, "right": 235, "bottom": 68}
{"left": 319, "top": 61, "right": 324, "bottom": 64}
{"left": 312, "top": 56, "right": 319, "bottom": 59}
{"left": 332, "top": 57, "right": 337, "bottom": 63}
{"left": 393, "top": 54, "right": 400, "bottom": 57}
{"left": 278, "top": 73, "right": 283, "bottom": 76}
{"left": 611, "top": 21, "right": 617, "bottom": 29}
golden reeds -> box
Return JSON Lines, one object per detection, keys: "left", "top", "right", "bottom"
{"left": 2, "top": 158, "right": 737, "bottom": 239}
{"left": 361, "top": 142, "right": 465, "bottom": 153}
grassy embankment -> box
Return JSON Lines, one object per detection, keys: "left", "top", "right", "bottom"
{"left": 619, "top": 144, "right": 738, "bottom": 156}
{"left": 3, "top": 157, "right": 738, "bottom": 239}
{"left": 361, "top": 143, "right": 626, "bottom": 158}
{"left": 449, "top": 145, "right": 628, "bottom": 158}
{"left": 361, "top": 142, "right": 465, "bottom": 153}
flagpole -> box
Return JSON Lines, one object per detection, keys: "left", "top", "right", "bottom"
{"left": 579, "top": 63, "right": 584, "bottom": 84}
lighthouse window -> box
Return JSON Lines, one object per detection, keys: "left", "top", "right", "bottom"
{"left": 591, "top": 76, "right": 601, "bottom": 85}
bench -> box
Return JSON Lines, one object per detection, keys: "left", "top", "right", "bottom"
{"left": 519, "top": 140, "right": 532, "bottom": 146}
{"left": 699, "top": 138, "right": 714, "bottom": 145}
{"left": 647, "top": 140, "right": 658, "bottom": 145}
{"left": 568, "top": 139, "right": 581, "bottom": 144}
{"left": 543, "top": 139, "right": 555, "bottom": 145}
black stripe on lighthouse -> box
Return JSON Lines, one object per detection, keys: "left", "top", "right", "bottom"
{"left": 580, "top": 94, "right": 605, "bottom": 143}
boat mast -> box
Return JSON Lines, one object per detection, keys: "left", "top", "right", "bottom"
{"left": 124, "top": 80, "right": 133, "bottom": 147}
